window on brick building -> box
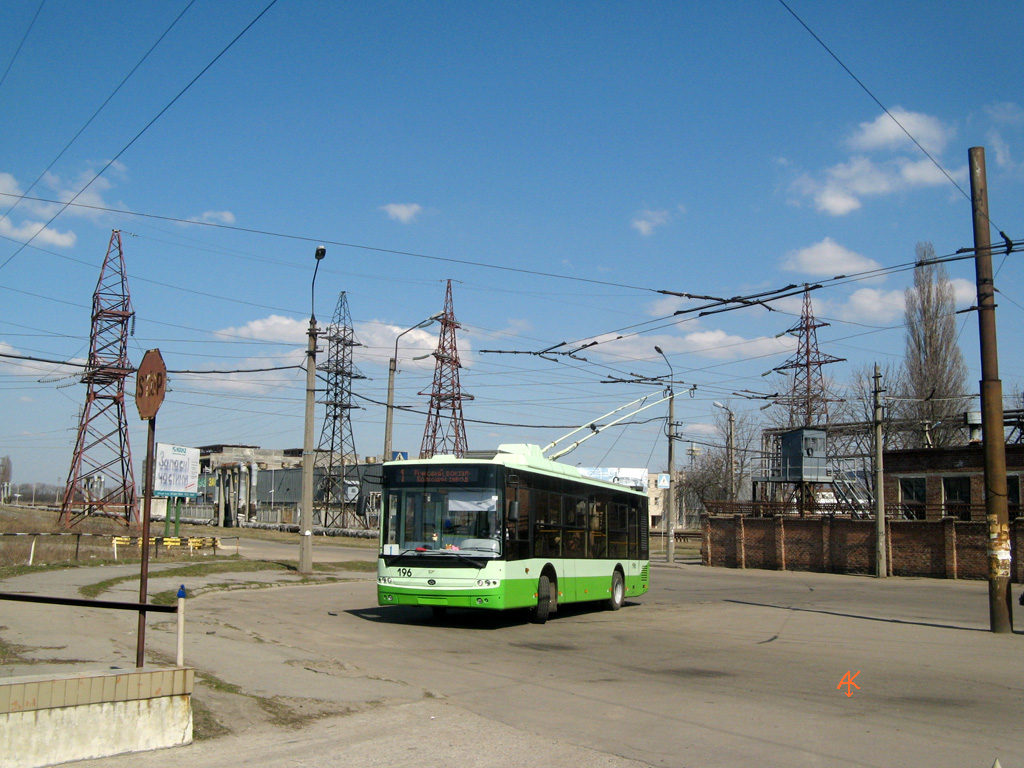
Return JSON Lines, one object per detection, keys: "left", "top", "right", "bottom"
{"left": 1008, "top": 476, "right": 1020, "bottom": 521}
{"left": 942, "top": 477, "right": 972, "bottom": 521}
{"left": 898, "top": 477, "right": 926, "bottom": 520}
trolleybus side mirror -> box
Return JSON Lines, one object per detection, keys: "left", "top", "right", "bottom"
{"left": 508, "top": 500, "right": 520, "bottom": 522}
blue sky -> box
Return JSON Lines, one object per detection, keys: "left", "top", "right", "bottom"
{"left": 2, "top": 1, "right": 1023, "bottom": 486}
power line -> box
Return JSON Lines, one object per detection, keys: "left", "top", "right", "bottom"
{"left": 0, "top": 192, "right": 662, "bottom": 293}
{"left": 777, "top": 0, "right": 1013, "bottom": 241}
{"left": 0, "top": 350, "right": 300, "bottom": 375}
{"left": 0, "top": 1, "right": 197, "bottom": 229}
{"left": 0, "top": 0, "right": 280, "bottom": 273}
{"left": 0, "top": 0, "right": 44, "bottom": 92}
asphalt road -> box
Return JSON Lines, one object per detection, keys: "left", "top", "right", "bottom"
{"left": 2, "top": 542, "right": 1023, "bottom": 767}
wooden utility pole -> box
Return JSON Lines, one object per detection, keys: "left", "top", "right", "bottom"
{"left": 969, "top": 146, "right": 1012, "bottom": 633}
{"left": 873, "top": 364, "right": 887, "bottom": 578}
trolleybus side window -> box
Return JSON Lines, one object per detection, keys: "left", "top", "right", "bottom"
{"left": 507, "top": 485, "right": 531, "bottom": 560}
{"left": 589, "top": 495, "right": 608, "bottom": 557}
{"left": 563, "top": 495, "right": 587, "bottom": 557}
{"left": 608, "top": 502, "right": 628, "bottom": 558}
{"left": 534, "top": 490, "right": 560, "bottom": 557}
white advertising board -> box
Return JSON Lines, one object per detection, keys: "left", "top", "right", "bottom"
{"left": 577, "top": 467, "right": 649, "bottom": 493}
{"left": 154, "top": 443, "right": 200, "bottom": 498}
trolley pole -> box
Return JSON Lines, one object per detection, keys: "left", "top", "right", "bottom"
{"left": 969, "top": 146, "right": 1012, "bottom": 633}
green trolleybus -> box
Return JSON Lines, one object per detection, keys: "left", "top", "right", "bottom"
{"left": 377, "top": 444, "right": 649, "bottom": 622}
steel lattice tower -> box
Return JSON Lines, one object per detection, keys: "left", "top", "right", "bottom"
{"left": 61, "top": 230, "right": 137, "bottom": 527}
{"left": 772, "top": 286, "right": 845, "bottom": 428}
{"left": 419, "top": 280, "right": 471, "bottom": 458}
{"left": 314, "top": 291, "right": 365, "bottom": 528}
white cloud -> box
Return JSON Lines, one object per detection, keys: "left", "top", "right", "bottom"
{"left": 0, "top": 173, "right": 77, "bottom": 246}
{"left": 354, "top": 319, "right": 475, "bottom": 371}
{"left": 950, "top": 277, "right": 976, "bottom": 308}
{"left": 792, "top": 109, "right": 964, "bottom": 216}
{"left": 847, "top": 108, "right": 954, "bottom": 155}
{"left": 782, "top": 238, "right": 881, "bottom": 277}
{"left": 984, "top": 101, "right": 1024, "bottom": 126}
{"left": 835, "top": 288, "right": 905, "bottom": 324}
{"left": 631, "top": 209, "right": 669, "bottom": 236}
{"left": 380, "top": 203, "right": 423, "bottom": 223}
{"left": 686, "top": 422, "right": 719, "bottom": 436}
{"left": 575, "top": 326, "right": 796, "bottom": 364}
{"left": 0, "top": 217, "right": 76, "bottom": 247}
{"left": 646, "top": 294, "right": 694, "bottom": 317}
{"left": 190, "top": 210, "right": 236, "bottom": 225}
{"left": 215, "top": 314, "right": 306, "bottom": 343}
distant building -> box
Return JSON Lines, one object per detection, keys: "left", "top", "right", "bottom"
{"left": 883, "top": 444, "right": 1024, "bottom": 521}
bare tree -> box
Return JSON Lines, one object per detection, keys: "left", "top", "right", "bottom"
{"left": 0, "top": 455, "right": 11, "bottom": 485}
{"left": 900, "top": 242, "right": 970, "bottom": 447}
{"left": 681, "top": 405, "right": 761, "bottom": 511}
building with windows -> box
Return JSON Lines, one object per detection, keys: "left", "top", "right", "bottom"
{"left": 882, "top": 444, "right": 1024, "bottom": 521}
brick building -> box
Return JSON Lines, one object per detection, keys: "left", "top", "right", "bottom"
{"left": 883, "top": 444, "right": 1024, "bottom": 521}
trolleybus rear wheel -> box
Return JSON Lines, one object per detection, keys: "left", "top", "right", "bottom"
{"left": 607, "top": 570, "right": 625, "bottom": 610}
{"left": 531, "top": 574, "right": 552, "bottom": 623}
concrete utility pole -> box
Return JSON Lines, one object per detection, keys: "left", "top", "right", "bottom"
{"left": 299, "top": 246, "right": 326, "bottom": 575}
{"left": 655, "top": 346, "right": 676, "bottom": 564}
{"left": 969, "top": 147, "right": 1012, "bottom": 633}
{"left": 715, "top": 402, "right": 736, "bottom": 502}
{"left": 873, "top": 364, "right": 887, "bottom": 578}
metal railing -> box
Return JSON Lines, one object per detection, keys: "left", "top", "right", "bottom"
{"left": 0, "top": 590, "right": 186, "bottom": 667}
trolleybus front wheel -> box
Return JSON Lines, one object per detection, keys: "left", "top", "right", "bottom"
{"left": 531, "top": 574, "right": 553, "bottom": 623}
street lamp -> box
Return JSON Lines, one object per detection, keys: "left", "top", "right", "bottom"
{"left": 299, "top": 245, "right": 326, "bottom": 575}
{"left": 654, "top": 346, "right": 676, "bottom": 564}
{"left": 713, "top": 401, "right": 736, "bottom": 503}
{"left": 383, "top": 312, "right": 444, "bottom": 462}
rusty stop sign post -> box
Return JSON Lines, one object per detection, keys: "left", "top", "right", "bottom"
{"left": 135, "top": 349, "right": 166, "bottom": 667}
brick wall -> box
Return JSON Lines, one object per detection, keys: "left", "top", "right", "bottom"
{"left": 703, "top": 515, "right": 1024, "bottom": 580}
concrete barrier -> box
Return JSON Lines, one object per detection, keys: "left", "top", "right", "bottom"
{"left": 0, "top": 667, "right": 193, "bottom": 768}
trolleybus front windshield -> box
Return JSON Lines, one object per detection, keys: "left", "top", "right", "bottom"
{"left": 382, "top": 465, "right": 502, "bottom": 559}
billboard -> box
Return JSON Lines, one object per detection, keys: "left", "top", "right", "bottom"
{"left": 154, "top": 443, "right": 201, "bottom": 498}
{"left": 577, "top": 467, "right": 649, "bottom": 493}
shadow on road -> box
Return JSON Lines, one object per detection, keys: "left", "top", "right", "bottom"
{"left": 725, "top": 599, "right": 993, "bottom": 633}
{"left": 347, "top": 599, "right": 641, "bottom": 630}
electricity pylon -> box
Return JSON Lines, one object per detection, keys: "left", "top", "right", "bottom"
{"left": 315, "top": 291, "right": 365, "bottom": 528}
{"left": 61, "top": 230, "right": 137, "bottom": 527}
{"left": 419, "top": 280, "right": 471, "bottom": 458}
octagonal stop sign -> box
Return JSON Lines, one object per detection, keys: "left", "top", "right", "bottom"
{"left": 136, "top": 349, "right": 166, "bottom": 420}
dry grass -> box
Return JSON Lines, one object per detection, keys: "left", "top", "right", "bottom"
{"left": 0, "top": 505, "right": 378, "bottom": 569}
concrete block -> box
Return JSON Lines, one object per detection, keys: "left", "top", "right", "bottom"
{"left": 49, "top": 679, "right": 65, "bottom": 708}
{"left": 102, "top": 675, "right": 115, "bottom": 702}
{"left": 89, "top": 676, "right": 104, "bottom": 705}
{"left": 36, "top": 682, "right": 51, "bottom": 711}
{"left": 114, "top": 674, "right": 128, "bottom": 702}
{"left": 136, "top": 672, "right": 152, "bottom": 700}
{"left": 153, "top": 671, "right": 168, "bottom": 697}
{"left": 0, "top": 685, "right": 10, "bottom": 713}
{"left": 76, "top": 676, "right": 92, "bottom": 706}
{"left": 7, "top": 684, "right": 24, "bottom": 712}
{"left": 172, "top": 669, "right": 185, "bottom": 696}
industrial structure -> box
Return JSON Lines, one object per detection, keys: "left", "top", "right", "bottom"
{"left": 314, "top": 291, "right": 365, "bottom": 528}
{"left": 61, "top": 230, "right": 137, "bottom": 526}
{"left": 419, "top": 280, "right": 471, "bottom": 458}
